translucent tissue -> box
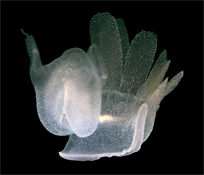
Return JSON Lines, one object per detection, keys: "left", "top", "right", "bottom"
{"left": 21, "top": 12, "right": 183, "bottom": 161}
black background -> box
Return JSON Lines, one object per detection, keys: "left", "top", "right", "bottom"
{"left": 1, "top": 1, "right": 203, "bottom": 174}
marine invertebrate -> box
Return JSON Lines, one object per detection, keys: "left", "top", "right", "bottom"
{"left": 21, "top": 12, "right": 183, "bottom": 161}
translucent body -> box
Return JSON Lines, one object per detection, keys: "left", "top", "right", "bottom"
{"left": 21, "top": 12, "right": 183, "bottom": 161}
